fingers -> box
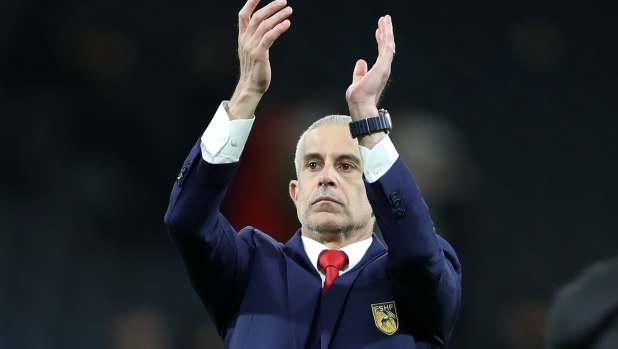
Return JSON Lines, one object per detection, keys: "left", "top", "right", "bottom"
{"left": 380, "top": 15, "right": 395, "bottom": 59}
{"left": 238, "top": 0, "right": 261, "bottom": 36}
{"left": 346, "top": 16, "right": 395, "bottom": 108}
{"left": 370, "top": 15, "right": 394, "bottom": 76}
{"left": 259, "top": 18, "right": 291, "bottom": 50}
{"left": 254, "top": 5, "right": 293, "bottom": 41}
{"left": 238, "top": 0, "right": 292, "bottom": 54}
{"left": 352, "top": 59, "right": 368, "bottom": 84}
{"left": 245, "top": 0, "right": 289, "bottom": 38}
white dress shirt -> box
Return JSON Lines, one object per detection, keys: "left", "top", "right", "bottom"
{"left": 199, "top": 101, "right": 400, "bottom": 286}
{"left": 301, "top": 236, "right": 373, "bottom": 287}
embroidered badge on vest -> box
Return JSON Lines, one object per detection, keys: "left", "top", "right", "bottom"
{"left": 371, "top": 301, "right": 399, "bottom": 335}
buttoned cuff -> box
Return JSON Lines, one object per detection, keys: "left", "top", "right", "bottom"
{"left": 200, "top": 101, "right": 255, "bottom": 164}
{"left": 359, "top": 135, "right": 400, "bottom": 183}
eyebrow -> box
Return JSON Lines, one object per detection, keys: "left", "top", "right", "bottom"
{"left": 303, "top": 152, "right": 362, "bottom": 167}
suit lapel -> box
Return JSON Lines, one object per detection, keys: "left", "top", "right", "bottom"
{"left": 319, "top": 235, "right": 387, "bottom": 349}
{"left": 284, "top": 232, "right": 322, "bottom": 349}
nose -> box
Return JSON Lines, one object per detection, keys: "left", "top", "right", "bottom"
{"left": 318, "top": 164, "right": 338, "bottom": 188}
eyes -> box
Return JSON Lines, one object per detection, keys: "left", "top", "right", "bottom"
{"left": 341, "top": 163, "right": 354, "bottom": 171}
{"left": 307, "top": 161, "right": 357, "bottom": 172}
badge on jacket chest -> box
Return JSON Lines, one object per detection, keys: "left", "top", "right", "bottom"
{"left": 371, "top": 301, "right": 399, "bottom": 335}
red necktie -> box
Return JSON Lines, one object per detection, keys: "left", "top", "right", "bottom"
{"left": 318, "top": 250, "right": 349, "bottom": 295}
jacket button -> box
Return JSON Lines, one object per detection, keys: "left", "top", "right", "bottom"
{"left": 390, "top": 192, "right": 399, "bottom": 201}
{"left": 176, "top": 162, "right": 191, "bottom": 187}
{"left": 394, "top": 209, "right": 406, "bottom": 219}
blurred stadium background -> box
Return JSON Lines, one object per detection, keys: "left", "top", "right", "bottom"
{"left": 0, "top": 0, "right": 617, "bottom": 348}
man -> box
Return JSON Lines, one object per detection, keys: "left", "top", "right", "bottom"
{"left": 164, "top": 0, "right": 461, "bottom": 348}
{"left": 546, "top": 257, "right": 618, "bottom": 349}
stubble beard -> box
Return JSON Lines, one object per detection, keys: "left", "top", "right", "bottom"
{"left": 303, "top": 206, "right": 371, "bottom": 239}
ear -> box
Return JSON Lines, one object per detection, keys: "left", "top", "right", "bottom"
{"left": 289, "top": 179, "right": 299, "bottom": 205}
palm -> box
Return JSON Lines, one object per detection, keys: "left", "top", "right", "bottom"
{"left": 346, "top": 65, "right": 387, "bottom": 105}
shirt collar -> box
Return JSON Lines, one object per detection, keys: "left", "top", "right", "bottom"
{"left": 301, "top": 235, "right": 373, "bottom": 275}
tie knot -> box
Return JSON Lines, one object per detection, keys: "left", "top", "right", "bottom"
{"left": 318, "top": 250, "right": 349, "bottom": 271}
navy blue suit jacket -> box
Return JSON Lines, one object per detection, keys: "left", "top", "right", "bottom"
{"left": 165, "top": 140, "right": 461, "bottom": 349}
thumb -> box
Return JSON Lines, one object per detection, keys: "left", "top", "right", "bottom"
{"left": 352, "top": 59, "right": 368, "bottom": 84}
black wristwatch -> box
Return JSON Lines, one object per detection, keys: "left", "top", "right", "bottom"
{"left": 349, "top": 109, "right": 393, "bottom": 139}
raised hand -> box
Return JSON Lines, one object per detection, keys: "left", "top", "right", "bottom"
{"left": 228, "top": 0, "right": 293, "bottom": 120}
{"left": 345, "top": 15, "right": 395, "bottom": 121}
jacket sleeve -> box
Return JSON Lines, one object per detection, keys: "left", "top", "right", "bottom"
{"left": 364, "top": 157, "right": 462, "bottom": 347}
{"left": 164, "top": 139, "right": 252, "bottom": 332}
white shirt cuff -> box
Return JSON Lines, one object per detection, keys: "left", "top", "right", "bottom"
{"left": 200, "top": 101, "right": 255, "bottom": 164}
{"left": 359, "top": 135, "right": 400, "bottom": 183}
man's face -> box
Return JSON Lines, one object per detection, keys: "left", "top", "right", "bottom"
{"left": 289, "top": 124, "right": 373, "bottom": 237}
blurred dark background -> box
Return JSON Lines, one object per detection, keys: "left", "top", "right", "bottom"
{"left": 1, "top": 0, "right": 617, "bottom": 348}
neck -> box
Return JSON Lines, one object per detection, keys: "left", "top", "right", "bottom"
{"left": 301, "top": 226, "right": 372, "bottom": 249}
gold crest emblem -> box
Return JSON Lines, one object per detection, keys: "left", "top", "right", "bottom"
{"left": 371, "top": 301, "right": 398, "bottom": 335}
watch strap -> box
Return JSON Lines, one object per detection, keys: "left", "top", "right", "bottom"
{"left": 349, "top": 112, "right": 391, "bottom": 139}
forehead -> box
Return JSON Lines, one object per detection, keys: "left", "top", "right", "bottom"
{"left": 301, "top": 124, "right": 360, "bottom": 158}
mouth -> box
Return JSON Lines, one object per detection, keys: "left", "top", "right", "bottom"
{"left": 312, "top": 196, "right": 341, "bottom": 205}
